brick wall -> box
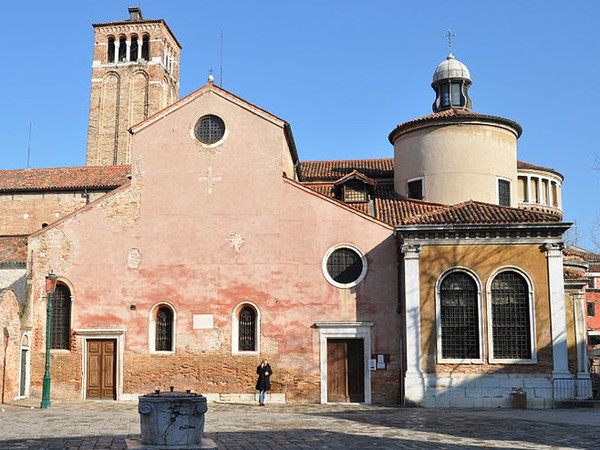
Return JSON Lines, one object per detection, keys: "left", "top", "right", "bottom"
{"left": 86, "top": 22, "right": 180, "bottom": 166}
{"left": 0, "top": 290, "right": 22, "bottom": 401}
{"left": 0, "top": 190, "right": 111, "bottom": 235}
{"left": 586, "top": 289, "right": 600, "bottom": 331}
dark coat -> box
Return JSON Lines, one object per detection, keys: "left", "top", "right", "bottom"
{"left": 255, "top": 363, "right": 272, "bottom": 391}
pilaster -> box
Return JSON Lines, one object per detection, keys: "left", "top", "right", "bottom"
{"left": 544, "top": 243, "right": 570, "bottom": 378}
{"left": 401, "top": 243, "right": 425, "bottom": 405}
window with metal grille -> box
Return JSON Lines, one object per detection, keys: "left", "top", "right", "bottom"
{"left": 407, "top": 179, "right": 423, "bottom": 200}
{"left": 588, "top": 302, "right": 596, "bottom": 317}
{"left": 439, "top": 272, "right": 480, "bottom": 359}
{"left": 343, "top": 182, "right": 368, "bottom": 203}
{"left": 155, "top": 306, "right": 173, "bottom": 351}
{"left": 238, "top": 306, "right": 256, "bottom": 351}
{"left": 194, "top": 115, "right": 226, "bottom": 144}
{"left": 491, "top": 271, "right": 531, "bottom": 360}
{"left": 51, "top": 284, "right": 71, "bottom": 350}
{"left": 498, "top": 179, "right": 511, "bottom": 207}
{"left": 326, "top": 248, "right": 364, "bottom": 285}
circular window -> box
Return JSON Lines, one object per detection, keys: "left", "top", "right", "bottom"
{"left": 194, "top": 114, "right": 225, "bottom": 144}
{"left": 322, "top": 245, "right": 367, "bottom": 288}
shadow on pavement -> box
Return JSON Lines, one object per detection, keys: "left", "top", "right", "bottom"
{"left": 306, "top": 408, "right": 596, "bottom": 449}
{"left": 0, "top": 430, "right": 518, "bottom": 450}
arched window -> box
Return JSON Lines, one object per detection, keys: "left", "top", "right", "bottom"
{"left": 490, "top": 271, "right": 532, "bottom": 360}
{"left": 130, "top": 35, "right": 139, "bottom": 61}
{"left": 232, "top": 303, "right": 260, "bottom": 353}
{"left": 438, "top": 271, "right": 480, "bottom": 360}
{"left": 118, "top": 36, "right": 127, "bottom": 62}
{"left": 107, "top": 37, "right": 115, "bottom": 63}
{"left": 238, "top": 306, "right": 256, "bottom": 351}
{"left": 141, "top": 35, "right": 150, "bottom": 60}
{"left": 51, "top": 284, "right": 71, "bottom": 350}
{"left": 155, "top": 306, "right": 173, "bottom": 351}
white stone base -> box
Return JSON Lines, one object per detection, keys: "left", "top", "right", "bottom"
{"left": 126, "top": 438, "right": 217, "bottom": 449}
{"left": 417, "top": 373, "right": 555, "bottom": 409}
{"left": 121, "top": 392, "right": 286, "bottom": 404}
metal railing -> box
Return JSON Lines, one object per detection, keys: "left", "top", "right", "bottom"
{"left": 552, "top": 377, "right": 594, "bottom": 407}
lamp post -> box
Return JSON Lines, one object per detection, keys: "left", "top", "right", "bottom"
{"left": 41, "top": 272, "right": 58, "bottom": 409}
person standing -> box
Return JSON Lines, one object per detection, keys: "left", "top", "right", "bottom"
{"left": 255, "top": 359, "right": 272, "bottom": 406}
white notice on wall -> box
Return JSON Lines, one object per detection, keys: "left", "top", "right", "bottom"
{"left": 193, "top": 314, "right": 214, "bottom": 329}
{"left": 377, "top": 354, "right": 386, "bottom": 369}
{"left": 368, "top": 359, "right": 377, "bottom": 371}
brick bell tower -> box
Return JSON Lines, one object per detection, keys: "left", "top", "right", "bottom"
{"left": 86, "top": 7, "right": 181, "bottom": 166}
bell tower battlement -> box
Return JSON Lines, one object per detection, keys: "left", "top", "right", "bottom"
{"left": 86, "top": 7, "right": 181, "bottom": 166}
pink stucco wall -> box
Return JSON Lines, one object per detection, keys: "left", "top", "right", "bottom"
{"left": 28, "top": 86, "right": 400, "bottom": 403}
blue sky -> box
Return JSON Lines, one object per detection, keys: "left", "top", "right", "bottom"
{"left": 2, "top": 1, "right": 599, "bottom": 248}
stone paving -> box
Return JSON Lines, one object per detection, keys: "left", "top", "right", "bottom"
{"left": 0, "top": 398, "right": 598, "bottom": 449}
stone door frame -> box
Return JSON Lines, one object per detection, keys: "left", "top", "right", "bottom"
{"left": 313, "top": 321, "right": 374, "bottom": 404}
{"left": 16, "top": 332, "right": 31, "bottom": 399}
{"left": 76, "top": 329, "right": 125, "bottom": 401}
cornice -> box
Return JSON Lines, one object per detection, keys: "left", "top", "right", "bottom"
{"left": 396, "top": 223, "right": 571, "bottom": 246}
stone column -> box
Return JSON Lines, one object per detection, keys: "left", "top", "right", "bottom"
{"left": 401, "top": 244, "right": 425, "bottom": 405}
{"left": 126, "top": 40, "right": 131, "bottom": 62}
{"left": 114, "top": 40, "right": 120, "bottom": 63}
{"left": 544, "top": 243, "right": 570, "bottom": 379}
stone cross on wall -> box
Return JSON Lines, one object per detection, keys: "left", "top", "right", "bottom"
{"left": 199, "top": 167, "right": 222, "bottom": 194}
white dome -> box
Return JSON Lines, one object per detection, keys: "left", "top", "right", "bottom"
{"left": 433, "top": 54, "right": 471, "bottom": 82}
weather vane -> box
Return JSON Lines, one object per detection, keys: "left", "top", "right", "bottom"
{"left": 443, "top": 29, "right": 456, "bottom": 53}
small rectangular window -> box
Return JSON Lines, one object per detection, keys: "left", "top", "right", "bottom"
{"left": 451, "top": 82, "right": 463, "bottom": 106}
{"left": 407, "top": 179, "right": 423, "bottom": 200}
{"left": 440, "top": 84, "right": 450, "bottom": 107}
{"left": 498, "top": 179, "right": 510, "bottom": 207}
{"left": 343, "top": 182, "right": 368, "bottom": 203}
{"left": 588, "top": 302, "right": 596, "bottom": 317}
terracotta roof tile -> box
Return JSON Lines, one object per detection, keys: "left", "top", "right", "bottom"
{"left": 299, "top": 159, "right": 394, "bottom": 182}
{"left": 564, "top": 267, "right": 588, "bottom": 280}
{"left": 589, "top": 263, "right": 600, "bottom": 272}
{"left": 0, "top": 166, "right": 130, "bottom": 192}
{"left": 307, "top": 182, "right": 447, "bottom": 226}
{"left": 401, "top": 200, "right": 559, "bottom": 225}
{"left": 389, "top": 109, "right": 522, "bottom": 142}
{"left": 564, "top": 245, "right": 600, "bottom": 263}
{"left": 0, "top": 237, "right": 27, "bottom": 265}
{"left": 517, "top": 161, "right": 563, "bottom": 179}
{"left": 333, "top": 170, "right": 377, "bottom": 186}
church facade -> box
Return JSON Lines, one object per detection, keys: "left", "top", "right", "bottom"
{"left": 0, "top": 8, "right": 592, "bottom": 408}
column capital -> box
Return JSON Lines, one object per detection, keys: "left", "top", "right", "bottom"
{"left": 401, "top": 244, "right": 421, "bottom": 259}
{"left": 543, "top": 242, "right": 564, "bottom": 257}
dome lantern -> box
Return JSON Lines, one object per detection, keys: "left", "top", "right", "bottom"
{"left": 431, "top": 53, "right": 473, "bottom": 112}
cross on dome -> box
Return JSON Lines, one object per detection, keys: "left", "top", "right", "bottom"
{"left": 443, "top": 29, "right": 457, "bottom": 54}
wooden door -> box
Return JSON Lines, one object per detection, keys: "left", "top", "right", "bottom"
{"left": 327, "top": 339, "right": 364, "bottom": 403}
{"left": 86, "top": 339, "right": 116, "bottom": 399}
{"left": 19, "top": 349, "right": 27, "bottom": 397}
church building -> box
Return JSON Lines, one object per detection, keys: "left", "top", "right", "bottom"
{"left": 0, "top": 8, "right": 593, "bottom": 408}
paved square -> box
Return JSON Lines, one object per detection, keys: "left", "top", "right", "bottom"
{"left": 0, "top": 399, "right": 598, "bottom": 449}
